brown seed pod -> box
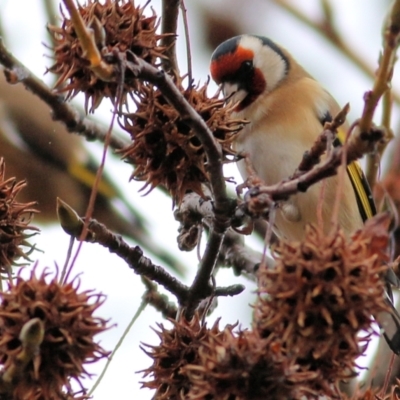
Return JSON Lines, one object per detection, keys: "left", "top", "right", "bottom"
{"left": 47, "top": 0, "right": 168, "bottom": 112}
{"left": 254, "top": 215, "right": 391, "bottom": 395}
{"left": 121, "top": 79, "right": 244, "bottom": 204}
{"left": 0, "top": 158, "right": 38, "bottom": 271}
{"left": 140, "top": 315, "right": 230, "bottom": 399}
{"left": 0, "top": 269, "right": 109, "bottom": 399}
{"left": 185, "top": 328, "right": 308, "bottom": 400}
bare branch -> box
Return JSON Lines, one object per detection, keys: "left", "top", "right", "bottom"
{"left": 180, "top": 0, "right": 192, "bottom": 84}
{"left": 141, "top": 277, "right": 178, "bottom": 319}
{"left": 61, "top": 0, "right": 114, "bottom": 81}
{"left": 242, "top": 126, "right": 385, "bottom": 218}
{"left": 175, "top": 192, "right": 274, "bottom": 277}
{"left": 125, "top": 55, "right": 230, "bottom": 211}
{"left": 214, "top": 284, "right": 245, "bottom": 297}
{"left": 0, "top": 39, "right": 127, "bottom": 151}
{"left": 174, "top": 192, "right": 214, "bottom": 251}
{"left": 296, "top": 104, "right": 349, "bottom": 173}
{"left": 84, "top": 218, "right": 190, "bottom": 303}
{"left": 57, "top": 203, "right": 245, "bottom": 310}
{"left": 272, "top": 0, "right": 400, "bottom": 104}
{"left": 124, "top": 55, "right": 235, "bottom": 316}
{"left": 0, "top": 35, "right": 237, "bottom": 318}
{"left": 220, "top": 229, "right": 273, "bottom": 278}
{"left": 160, "top": 0, "right": 180, "bottom": 74}
{"left": 364, "top": 0, "right": 400, "bottom": 187}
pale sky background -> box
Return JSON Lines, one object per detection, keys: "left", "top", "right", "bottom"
{"left": 1, "top": 0, "right": 399, "bottom": 398}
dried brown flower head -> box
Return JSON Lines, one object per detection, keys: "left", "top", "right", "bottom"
{"left": 47, "top": 0, "right": 167, "bottom": 112}
{"left": 0, "top": 269, "right": 109, "bottom": 399}
{"left": 0, "top": 158, "right": 38, "bottom": 271}
{"left": 121, "top": 80, "right": 244, "bottom": 204}
{"left": 141, "top": 315, "right": 229, "bottom": 399}
{"left": 185, "top": 328, "right": 306, "bottom": 400}
{"left": 254, "top": 215, "right": 390, "bottom": 394}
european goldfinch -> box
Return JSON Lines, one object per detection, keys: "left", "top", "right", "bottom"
{"left": 210, "top": 34, "right": 400, "bottom": 353}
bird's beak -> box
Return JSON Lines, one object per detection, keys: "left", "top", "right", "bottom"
{"left": 221, "top": 82, "right": 239, "bottom": 100}
{"left": 221, "top": 82, "right": 247, "bottom": 106}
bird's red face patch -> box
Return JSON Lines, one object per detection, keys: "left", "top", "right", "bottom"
{"left": 210, "top": 46, "right": 254, "bottom": 84}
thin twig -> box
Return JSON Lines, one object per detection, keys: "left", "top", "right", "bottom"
{"left": 43, "top": 0, "right": 59, "bottom": 48}
{"left": 64, "top": 48, "right": 126, "bottom": 283}
{"left": 125, "top": 56, "right": 230, "bottom": 211}
{"left": 125, "top": 55, "right": 234, "bottom": 315}
{"left": 272, "top": 0, "right": 400, "bottom": 104}
{"left": 60, "top": 236, "right": 75, "bottom": 284}
{"left": 160, "top": 0, "right": 180, "bottom": 74}
{"left": 364, "top": 0, "right": 400, "bottom": 187}
{"left": 359, "top": 1, "right": 400, "bottom": 135}
{"left": 0, "top": 40, "right": 127, "bottom": 151}
{"left": 63, "top": 217, "right": 244, "bottom": 307}
{"left": 61, "top": 0, "right": 114, "bottom": 81}
{"left": 88, "top": 299, "right": 148, "bottom": 396}
{"left": 242, "top": 126, "right": 385, "bottom": 217}
{"left": 1, "top": 26, "right": 234, "bottom": 318}
{"left": 185, "top": 228, "right": 226, "bottom": 315}
{"left": 85, "top": 218, "right": 190, "bottom": 303}
{"left": 296, "top": 104, "right": 349, "bottom": 173}
{"left": 366, "top": 88, "right": 393, "bottom": 188}
{"left": 221, "top": 228, "right": 273, "bottom": 277}
{"left": 174, "top": 192, "right": 214, "bottom": 251}
{"left": 141, "top": 277, "right": 178, "bottom": 319}
{"left": 214, "top": 284, "right": 245, "bottom": 297}
{"left": 180, "top": 0, "right": 192, "bottom": 85}
{"left": 175, "top": 192, "right": 274, "bottom": 278}
{"left": 381, "top": 352, "right": 396, "bottom": 397}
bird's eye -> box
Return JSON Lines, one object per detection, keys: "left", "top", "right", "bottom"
{"left": 241, "top": 60, "right": 253, "bottom": 73}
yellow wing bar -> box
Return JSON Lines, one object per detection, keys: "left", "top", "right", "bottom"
{"left": 335, "top": 128, "right": 376, "bottom": 222}
{"left": 68, "top": 161, "right": 118, "bottom": 199}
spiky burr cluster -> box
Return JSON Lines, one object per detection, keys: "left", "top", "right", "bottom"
{"left": 141, "top": 315, "right": 306, "bottom": 399}
{"left": 255, "top": 216, "right": 391, "bottom": 395}
{"left": 0, "top": 269, "right": 109, "bottom": 399}
{"left": 47, "top": 0, "right": 167, "bottom": 112}
{"left": 142, "top": 215, "right": 392, "bottom": 398}
{"left": 141, "top": 316, "right": 225, "bottom": 399}
{"left": 0, "top": 158, "right": 38, "bottom": 271}
{"left": 121, "top": 80, "right": 243, "bottom": 204}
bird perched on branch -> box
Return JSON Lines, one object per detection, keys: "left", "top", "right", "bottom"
{"left": 210, "top": 34, "right": 400, "bottom": 353}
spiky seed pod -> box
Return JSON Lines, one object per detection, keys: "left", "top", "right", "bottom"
{"left": 185, "top": 328, "right": 310, "bottom": 400}
{"left": 0, "top": 269, "right": 109, "bottom": 399}
{"left": 47, "top": 0, "right": 168, "bottom": 112}
{"left": 141, "top": 315, "right": 231, "bottom": 399}
{"left": 0, "top": 158, "right": 38, "bottom": 271}
{"left": 254, "top": 215, "right": 391, "bottom": 395}
{"left": 121, "top": 80, "right": 244, "bottom": 204}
